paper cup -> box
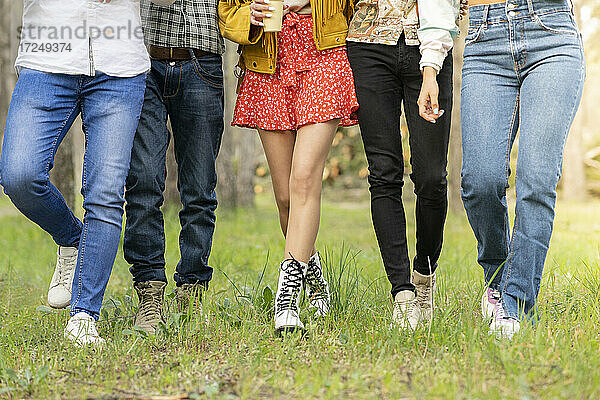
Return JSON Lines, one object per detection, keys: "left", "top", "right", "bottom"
{"left": 263, "top": 0, "right": 284, "bottom": 32}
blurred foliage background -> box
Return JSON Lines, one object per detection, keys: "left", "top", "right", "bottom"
{"left": 0, "top": 0, "right": 599, "bottom": 209}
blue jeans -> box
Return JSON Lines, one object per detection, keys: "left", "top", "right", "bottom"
{"left": 0, "top": 68, "right": 146, "bottom": 319}
{"left": 123, "top": 56, "right": 224, "bottom": 286}
{"left": 461, "top": 0, "right": 585, "bottom": 319}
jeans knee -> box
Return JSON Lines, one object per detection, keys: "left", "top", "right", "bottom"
{"left": 0, "top": 164, "right": 45, "bottom": 201}
{"left": 367, "top": 173, "right": 404, "bottom": 193}
{"left": 413, "top": 172, "right": 448, "bottom": 200}
{"left": 84, "top": 180, "right": 127, "bottom": 226}
{"left": 126, "top": 169, "right": 164, "bottom": 195}
{"left": 84, "top": 198, "right": 125, "bottom": 228}
{"left": 461, "top": 173, "right": 506, "bottom": 204}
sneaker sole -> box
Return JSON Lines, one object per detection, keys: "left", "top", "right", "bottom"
{"left": 275, "top": 326, "right": 305, "bottom": 337}
{"left": 48, "top": 300, "right": 70, "bottom": 309}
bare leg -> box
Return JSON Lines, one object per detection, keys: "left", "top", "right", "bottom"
{"left": 258, "top": 129, "right": 295, "bottom": 236}
{"left": 284, "top": 120, "right": 340, "bottom": 263}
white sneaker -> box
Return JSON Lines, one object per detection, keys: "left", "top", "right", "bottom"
{"left": 481, "top": 287, "right": 501, "bottom": 321}
{"left": 64, "top": 312, "right": 106, "bottom": 348}
{"left": 274, "top": 258, "right": 307, "bottom": 334}
{"left": 392, "top": 290, "right": 422, "bottom": 330}
{"left": 306, "top": 252, "right": 331, "bottom": 317}
{"left": 413, "top": 270, "right": 435, "bottom": 324}
{"left": 48, "top": 246, "right": 78, "bottom": 309}
{"left": 489, "top": 302, "right": 520, "bottom": 340}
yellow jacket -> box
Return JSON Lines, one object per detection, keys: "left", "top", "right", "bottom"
{"left": 218, "top": 0, "right": 354, "bottom": 74}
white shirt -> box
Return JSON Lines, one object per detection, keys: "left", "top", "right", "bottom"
{"left": 417, "top": 0, "right": 460, "bottom": 72}
{"left": 15, "top": 0, "right": 150, "bottom": 77}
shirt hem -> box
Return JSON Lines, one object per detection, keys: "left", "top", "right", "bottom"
{"left": 15, "top": 62, "right": 150, "bottom": 78}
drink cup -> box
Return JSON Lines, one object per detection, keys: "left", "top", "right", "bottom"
{"left": 263, "top": 0, "right": 284, "bottom": 32}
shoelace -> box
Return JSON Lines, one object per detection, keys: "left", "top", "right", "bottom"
{"left": 138, "top": 285, "right": 163, "bottom": 322}
{"left": 56, "top": 252, "right": 77, "bottom": 287}
{"left": 72, "top": 314, "right": 99, "bottom": 338}
{"left": 494, "top": 299, "right": 507, "bottom": 320}
{"left": 277, "top": 259, "right": 304, "bottom": 314}
{"left": 416, "top": 281, "right": 433, "bottom": 309}
{"left": 178, "top": 284, "right": 203, "bottom": 305}
{"left": 395, "top": 298, "right": 417, "bottom": 318}
{"left": 306, "top": 259, "right": 328, "bottom": 301}
{"left": 490, "top": 288, "right": 501, "bottom": 302}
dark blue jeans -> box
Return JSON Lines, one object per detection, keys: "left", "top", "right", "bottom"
{"left": 0, "top": 68, "right": 146, "bottom": 319}
{"left": 124, "top": 56, "right": 224, "bottom": 287}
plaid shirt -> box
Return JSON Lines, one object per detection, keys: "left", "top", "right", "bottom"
{"left": 140, "top": 0, "right": 224, "bottom": 54}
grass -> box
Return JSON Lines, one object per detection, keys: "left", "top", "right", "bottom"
{"left": 0, "top": 191, "right": 599, "bottom": 399}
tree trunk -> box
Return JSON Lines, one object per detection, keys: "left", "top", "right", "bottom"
{"left": 561, "top": 2, "right": 587, "bottom": 201}
{"left": 448, "top": 19, "right": 468, "bottom": 214}
{"left": 0, "top": 0, "right": 20, "bottom": 141}
{"left": 50, "top": 133, "right": 76, "bottom": 208}
{"left": 217, "top": 40, "right": 256, "bottom": 209}
{"left": 562, "top": 99, "right": 588, "bottom": 200}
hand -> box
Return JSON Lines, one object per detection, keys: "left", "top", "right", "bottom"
{"left": 250, "top": 0, "right": 275, "bottom": 27}
{"left": 418, "top": 67, "right": 444, "bottom": 123}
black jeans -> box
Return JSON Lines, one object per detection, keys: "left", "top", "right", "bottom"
{"left": 124, "top": 56, "right": 224, "bottom": 286}
{"left": 347, "top": 38, "right": 453, "bottom": 296}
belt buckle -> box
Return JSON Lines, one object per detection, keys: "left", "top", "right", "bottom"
{"left": 169, "top": 48, "right": 174, "bottom": 59}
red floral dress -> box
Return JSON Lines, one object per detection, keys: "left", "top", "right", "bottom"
{"left": 233, "top": 13, "right": 359, "bottom": 131}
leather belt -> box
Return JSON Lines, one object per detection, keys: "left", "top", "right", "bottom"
{"left": 149, "top": 46, "right": 212, "bottom": 60}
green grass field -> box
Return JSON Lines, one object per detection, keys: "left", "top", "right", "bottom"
{"left": 0, "top": 192, "right": 599, "bottom": 399}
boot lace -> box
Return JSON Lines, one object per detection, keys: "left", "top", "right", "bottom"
{"left": 138, "top": 284, "right": 162, "bottom": 321}
{"left": 416, "top": 280, "right": 433, "bottom": 310}
{"left": 306, "top": 258, "right": 327, "bottom": 301}
{"left": 276, "top": 258, "right": 304, "bottom": 315}
{"left": 415, "top": 257, "right": 435, "bottom": 316}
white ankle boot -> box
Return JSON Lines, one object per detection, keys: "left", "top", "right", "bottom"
{"left": 274, "top": 258, "right": 307, "bottom": 334}
{"left": 306, "top": 252, "right": 331, "bottom": 317}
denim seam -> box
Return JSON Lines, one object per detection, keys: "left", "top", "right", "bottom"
{"left": 72, "top": 220, "right": 89, "bottom": 314}
{"left": 559, "top": 49, "right": 586, "bottom": 166}
{"left": 163, "top": 64, "right": 182, "bottom": 98}
{"left": 192, "top": 59, "right": 224, "bottom": 89}
{"left": 500, "top": 94, "right": 520, "bottom": 318}
{"left": 72, "top": 101, "right": 90, "bottom": 313}
{"left": 507, "top": 20, "right": 520, "bottom": 78}
{"left": 532, "top": 13, "right": 578, "bottom": 36}
{"left": 535, "top": 9, "right": 575, "bottom": 17}
{"left": 472, "top": 20, "right": 506, "bottom": 26}
{"left": 507, "top": 19, "right": 526, "bottom": 76}
{"left": 465, "top": 24, "right": 485, "bottom": 47}
{"left": 517, "top": 20, "right": 527, "bottom": 70}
